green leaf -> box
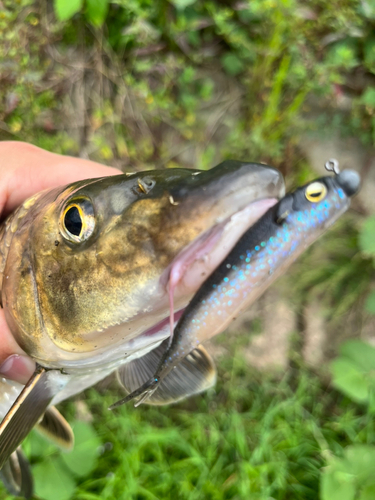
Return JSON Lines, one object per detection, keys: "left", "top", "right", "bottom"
{"left": 344, "top": 444, "right": 375, "bottom": 485}
{"left": 360, "top": 87, "right": 375, "bottom": 110}
{"left": 321, "top": 462, "right": 356, "bottom": 500}
{"left": 61, "top": 421, "right": 101, "bottom": 477}
{"left": 365, "top": 292, "right": 375, "bottom": 315}
{"left": 322, "top": 446, "right": 375, "bottom": 500}
{"left": 23, "top": 429, "right": 59, "bottom": 459}
{"left": 330, "top": 358, "right": 369, "bottom": 403}
{"left": 339, "top": 340, "right": 375, "bottom": 373}
{"left": 345, "top": 445, "right": 375, "bottom": 481}
{"left": 179, "top": 67, "right": 196, "bottom": 84}
{"left": 359, "top": 216, "right": 375, "bottom": 256}
{"left": 54, "top": 0, "right": 83, "bottom": 21}
{"left": 33, "top": 457, "right": 76, "bottom": 500}
{"left": 328, "top": 41, "right": 359, "bottom": 70}
{"left": 360, "top": 484, "right": 375, "bottom": 500}
{"left": 221, "top": 54, "right": 244, "bottom": 76}
{"left": 86, "top": 0, "right": 108, "bottom": 27}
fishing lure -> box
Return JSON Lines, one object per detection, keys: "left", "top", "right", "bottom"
{"left": 113, "top": 162, "right": 360, "bottom": 408}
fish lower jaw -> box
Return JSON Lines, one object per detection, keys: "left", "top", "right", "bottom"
{"left": 162, "top": 197, "right": 278, "bottom": 300}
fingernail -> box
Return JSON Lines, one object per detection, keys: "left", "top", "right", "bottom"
{"left": 0, "top": 355, "right": 36, "bottom": 384}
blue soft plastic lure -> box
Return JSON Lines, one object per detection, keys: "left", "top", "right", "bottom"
{"left": 111, "top": 166, "right": 360, "bottom": 408}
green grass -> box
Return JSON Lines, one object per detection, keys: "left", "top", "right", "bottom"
{"left": 1, "top": 1, "right": 375, "bottom": 499}
{"left": 1, "top": 351, "right": 373, "bottom": 500}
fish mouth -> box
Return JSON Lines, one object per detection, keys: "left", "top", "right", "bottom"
{"left": 102, "top": 161, "right": 285, "bottom": 350}
{"left": 134, "top": 170, "right": 361, "bottom": 356}
{"left": 161, "top": 196, "right": 279, "bottom": 302}
{"left": 128, "top": 195, "right": 279, "bottom": 353}
{"left": 76, "top": 193, "right": 281, "bottom": 368}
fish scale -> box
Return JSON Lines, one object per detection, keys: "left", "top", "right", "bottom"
{"left": 0, "top": 379, "right": 21, "bottom": 417}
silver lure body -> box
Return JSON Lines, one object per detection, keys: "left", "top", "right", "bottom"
{"left": 116, "top": 169, "right": 361, "bottom": 406}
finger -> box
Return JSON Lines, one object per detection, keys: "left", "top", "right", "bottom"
{"left": 0, "top": 142, "right": 122, "bottom": 217}
{"left": 0, "top": 310, "right": 23, "bottom": 361}
{"left": 0, "top": 310, "right": 35, "bottom": 384}
{"left": 0, "top": 355, "right": 36, "bottom": 385}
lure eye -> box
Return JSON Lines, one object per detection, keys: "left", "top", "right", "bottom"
{"left": 60, "top": 199, "right": 95, "bottom": 243}
{"left": 305, "top": 182, "right": 327, "bottom": 203}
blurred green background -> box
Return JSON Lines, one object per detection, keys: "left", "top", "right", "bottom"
{"left": 1, "top": 0, "right": 375, "bottom": 499}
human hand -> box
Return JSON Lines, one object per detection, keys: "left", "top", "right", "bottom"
{"left": 0, "top": 142, "right": 121, "bottom": 384}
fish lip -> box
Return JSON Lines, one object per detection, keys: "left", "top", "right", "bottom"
{"left": 108, "top": 162, "right": 285, "bottom": 350}
{"left": 168, "top": 161, "right": 285, "bottom": 226}
{"left": 160, "top": 196, "right": 279, "bottom": 290}
{"left": 129, "top": 196, "right": 279, "bottom": 347}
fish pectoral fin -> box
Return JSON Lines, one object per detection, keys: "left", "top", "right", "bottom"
{"left": 36, "top": 406, "right": 74, "bottom": 451}
{"left": 115, "top": 342, "right": 217, "bottom": 407}
{"left": 146, "top": 345, "right": 217, "bottom": 405}
{"left": 0, "top": 448, "right": 33, "bottom": 499}
{"left": 117, "top": 340, "right": 166, "bottom": 392}
{"left": 0, "top": 366, "right": 66, "bottom": 470}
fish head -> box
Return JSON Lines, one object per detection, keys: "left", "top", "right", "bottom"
{"left": 269, "top": 168, "right": 361, "bottom": 279}
{"left": 1, "top": 161, "right": 285, "bottom": 366}
{"left": 276, "top": 168, "right": 360, "bottom": 228}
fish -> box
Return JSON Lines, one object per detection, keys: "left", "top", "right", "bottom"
{"left": 0, "top": 160, "right": 285, "bottom": 497}
{"left": 111, "top": 167, "right": 361, "bottom": 408}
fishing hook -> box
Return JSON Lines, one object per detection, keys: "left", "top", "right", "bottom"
{"left": 325, "top": 158, "right": 340, "bottom": 175}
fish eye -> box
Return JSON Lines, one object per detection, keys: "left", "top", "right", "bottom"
{"left": 305, "top": 182, "right": 327, "bottom": 203}
{"left": 60, "top": 199, "right": 95, "bottom": 243}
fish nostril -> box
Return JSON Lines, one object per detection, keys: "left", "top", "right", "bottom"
{"left": 336, "top": 170, "right": 361, "bottom": 197}
{"left": 137, "top": 177, "right": 156, "bottom": 194}
{"left": 143, "top": 177, "right": 156, "bottom": 189}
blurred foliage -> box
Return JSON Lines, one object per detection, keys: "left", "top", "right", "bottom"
{"left": 322, "top": 216, "right": 375, "bottom": 500}
{"left": 283, "top": 215, "right": 374, "bottom": 332}
{"left": 23, "top": 421, "right": 101, "bottom": 500}
{"left": 359, "top": 215, "right": 375, "bottom": 313}
{"left": 55, "top": 0, "right": 109, "bottom": 26}
{"left": 1, "top": 0, "right": 375, "bottom": 168}
{"left": 331, "top": 340, "right": 375, "bottom": 407}
{"left": 2, "top": 357, "right": 375, "bottom": 500}
{"left": 321, "top": 340, "right": 375, "bottom": 500}
{"left": 1, "top": 1, "right": 375, "bottom": 500}
{"left": 321, "top": 445, "right": 375, "bottom": 500}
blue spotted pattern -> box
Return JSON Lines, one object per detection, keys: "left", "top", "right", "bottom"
{"left": 166, "top": 185, "right": 347, "bottom": 363}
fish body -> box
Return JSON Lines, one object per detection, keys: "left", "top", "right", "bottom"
{"left": 0, "top": 160, "right": 286, "bottom": 495}
{"left": 115, "top": 169, "right": 361, "bottom": 406}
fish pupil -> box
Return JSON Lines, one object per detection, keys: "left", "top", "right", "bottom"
{"left": 65, "top": 207, "right": 82, "bottom": 236}
{"left": 310, "top": 191, "right": 321, "bottom": 198}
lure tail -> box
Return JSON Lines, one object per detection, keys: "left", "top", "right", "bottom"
{"left": 110, "top": 378, "right": 158, "bottom": 409}
{"left": 112, "top": 342, "right": 216, "bottom": 409}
